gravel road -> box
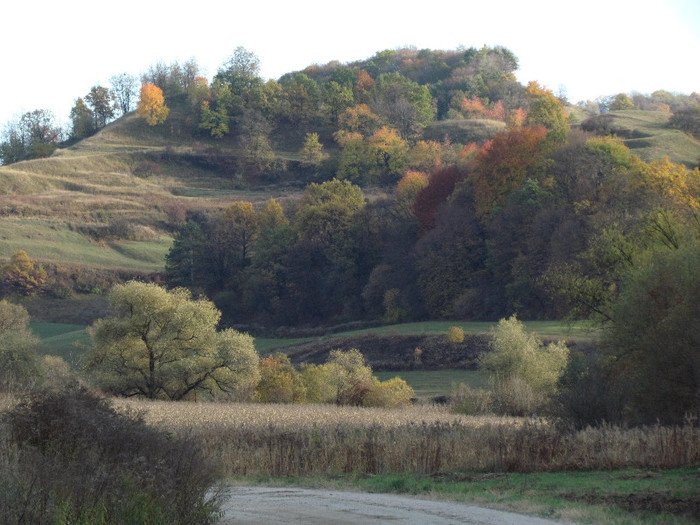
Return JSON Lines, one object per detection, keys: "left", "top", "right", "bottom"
{"left": 219, "top": 486, "right": 568, "bottom": 524}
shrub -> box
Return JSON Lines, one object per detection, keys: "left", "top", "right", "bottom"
{"left": 0, "top": 300, "right": 42, "bottom": 392}
{"left": 0, "top": 387, "right": 220, "bottom": 525}
{"left": 255, "top": 353, "right": 307, "bottom": 403}
{"left": 449, "top": 382, "right": 492, "bottom": 415}
{"left": 363, "top": 377, "right": 414, "bottom": 408}
{"left": 446, "top": 325, "right": 465, "bottom": 343}
{"left": 479, "top": 315, "right": 569, "bottom": 415}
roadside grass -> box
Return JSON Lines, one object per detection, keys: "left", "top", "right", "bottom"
{"left": 608, "top": 110, "right": 700, "bottom": 168}
{"left": 248, "top": 468, "right": 700, "bottom": 524}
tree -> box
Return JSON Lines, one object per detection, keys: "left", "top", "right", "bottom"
{"left": 471, "top": 125, "right": 549, "bottom": 219}
{"left": 0, "top": 300, "right": 41, "bottom": 391}
{"left": 1, "top": 110, "right": 61, "bottom": 164}
{"left": 69, "top": 97, "right": 96, "bottom": 140}
{"left": 1, "top": 250, "right": 46, "bottom": 296}
{"left": 137, "top": 83, "right": 170, "bottom": 126}
{"left": 479, "top": 315, "right": 569, "bottom": 414}
{"left": 85, "top": 85, "right": 116, "bottom": 128}
{"left": 524, "top": 81, "right": 568, "bottom": 142}
{"left": 165, "top": 221, "right": 207, "bottom": 288}
{"left": 371, "top": 73, "right": 436, "bottom": 137}
{"left": 109, "top": 72, "right": 138, "bottom": 115}
{"left": 669, "top": 106, "right": 700, "bottom": 139}
{"left": 299, "top": 132, "right": 325, "bottom": 167}
{"left": 86, "top": 282, "right": 260, "bottom": 401}
{"left": 367, "top": 126, "right": 409, "bottom": 184}
{"left": 603, "top": 245, "right": 700, "bottom": 424}
{"left": 609, "top": 93, "right": 635, "bottom": 111}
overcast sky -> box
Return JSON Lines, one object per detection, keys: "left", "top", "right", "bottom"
{"left": 1, "top": 0, "right": 698, "bottom": 126}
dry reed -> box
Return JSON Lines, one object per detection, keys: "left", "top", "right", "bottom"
{"left": 115, "top": 399, "right": 700, "bottom": 477}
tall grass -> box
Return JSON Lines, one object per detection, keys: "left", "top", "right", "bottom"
{"left": 118, "top": 400, "right": 700, "bottom": 478}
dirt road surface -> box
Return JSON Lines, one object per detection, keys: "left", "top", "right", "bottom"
{"left": 219, "top": 486, "right": 568, "bottom": 524}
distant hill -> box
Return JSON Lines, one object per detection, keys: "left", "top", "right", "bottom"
{"left": 582, "top": 110, "right": 700, "bottom": 168}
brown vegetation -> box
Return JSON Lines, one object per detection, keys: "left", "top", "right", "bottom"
{"left": 119, "top": 399, "right": 700, "bottom": 478}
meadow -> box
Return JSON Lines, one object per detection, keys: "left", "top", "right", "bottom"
{"left": 604, "top": 110, "right": 700, "bottom": 168}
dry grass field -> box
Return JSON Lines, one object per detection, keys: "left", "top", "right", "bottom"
{"left": 114, "top": 399, "right": 700, "bottom": 478}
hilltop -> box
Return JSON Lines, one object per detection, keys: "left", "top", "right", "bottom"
{"left": 0, "top": 46, "right": 697, "bottom": 328}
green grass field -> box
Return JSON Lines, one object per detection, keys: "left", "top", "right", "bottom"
{"left": 254, "top": 319, "right": 597, "bottom": 353}
{"left": 375, "top": 369, "right": 489, "bottom": 398}
{"left": 609, "top": 110, "right": 700, "bottom": 168}
{"left": 31, "top": 322, "right": 90, "bottom": 365}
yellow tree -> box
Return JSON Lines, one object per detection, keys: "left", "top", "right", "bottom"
{"left": 137, "top": 83, "right": 170, "bottom": 125}
{"left": 1, "top": 250, "right": 46, "bottom": 296}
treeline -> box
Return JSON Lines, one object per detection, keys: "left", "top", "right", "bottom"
{"left": 3, "top": 45, "right": 699, "bottom": 169}
{"left": 165, "top": 123, "right": 700, "bottom": 327}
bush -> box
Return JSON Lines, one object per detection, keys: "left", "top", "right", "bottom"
{"left": 0, "top": 387, "right": 220, "bottom": 525}
{"left": 478, "top": 315, "right": 568, "bottom": 415}
{"left": 449, "top": 382, "right": 492, "bottom": 415}
{"left": 363, "top": 377, "right": 414, "bottom": 408}
{"left": 446, "top": 325, "right": 465, "bottom": 343}
{"left": 255, "top": 353, "right": 307, "bottom": 403}
{"left": 0, "top": 300, "right": 42, "bottom": 392}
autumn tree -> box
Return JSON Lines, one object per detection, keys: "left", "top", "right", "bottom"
{"left": 337, "top": 104, "right": 382, "bottom": 136}
{"left": 86, "top": 282, "right": 260, "bottom": 401}
{"left": 524, "top": 81, "right": 568, "bottom": 142}
{"left": 1, "top": 250, "right": 47, "bottom": 296}
{"left": 470, "top": 125, "right": 549, "bottom": 219}
{"left": 366, "top": 126, "right": 409, "bottom": 184}
{"left": 394, "top": 170, "right": 429, "bottom": 219}
{"left": 609, "top": 93, "right": 635, "bottom": 111}
{"left": 413, "top": 166, "right": 466, "bottom": 231}
{"left": 137, "top": 83, "right": 170, "bottom": 126}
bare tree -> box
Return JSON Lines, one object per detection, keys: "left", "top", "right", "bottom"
{"left": 109, "top": 72, "right": 138, "bottom": 115}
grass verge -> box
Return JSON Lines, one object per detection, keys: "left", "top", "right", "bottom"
{"left": 234, "top": 468, "right": 700, "bottom": 524}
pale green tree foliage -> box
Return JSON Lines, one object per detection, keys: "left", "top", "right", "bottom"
{"left": 0, "top": 300, "right": 41, "bottom": 391}
{"left": 479, "top": 315, "right": 568, "bottom": 414}
{"left": 609, "top": 93, "right": 635, "bottom": 111}
{"left": 86, "top": 282, "right": 259, "bottom": 400}
{"left": 299, "top": 132, "right": 325, "bottom": 167}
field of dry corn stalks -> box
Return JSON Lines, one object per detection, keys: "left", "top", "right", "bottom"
{"left": 113, "top": 399, "right": 700, "bottom": 478}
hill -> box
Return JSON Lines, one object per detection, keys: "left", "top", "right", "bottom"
{"left": 590, "top": 110, "right": 700, "bottom": 168}
{"left": 0, "top": 112, "right": 302, "bottom": 274}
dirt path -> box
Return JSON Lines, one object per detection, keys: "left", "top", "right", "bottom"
{"left": 219, "top": 486, "right": 568, "bottom": 524}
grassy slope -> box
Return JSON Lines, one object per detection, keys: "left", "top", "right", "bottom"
{"left": 0, "top": 112, "right": 293, "bottom": 272}
{"left": 608, "top": 110, "right": 700, "bottom": 168}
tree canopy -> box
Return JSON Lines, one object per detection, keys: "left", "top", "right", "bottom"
{"left": 86, "top": 282, "right": 259, "bottom": 401}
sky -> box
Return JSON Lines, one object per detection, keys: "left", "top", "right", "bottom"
{"left": 1, "top": 0, "right": 699, "bottom": 127}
